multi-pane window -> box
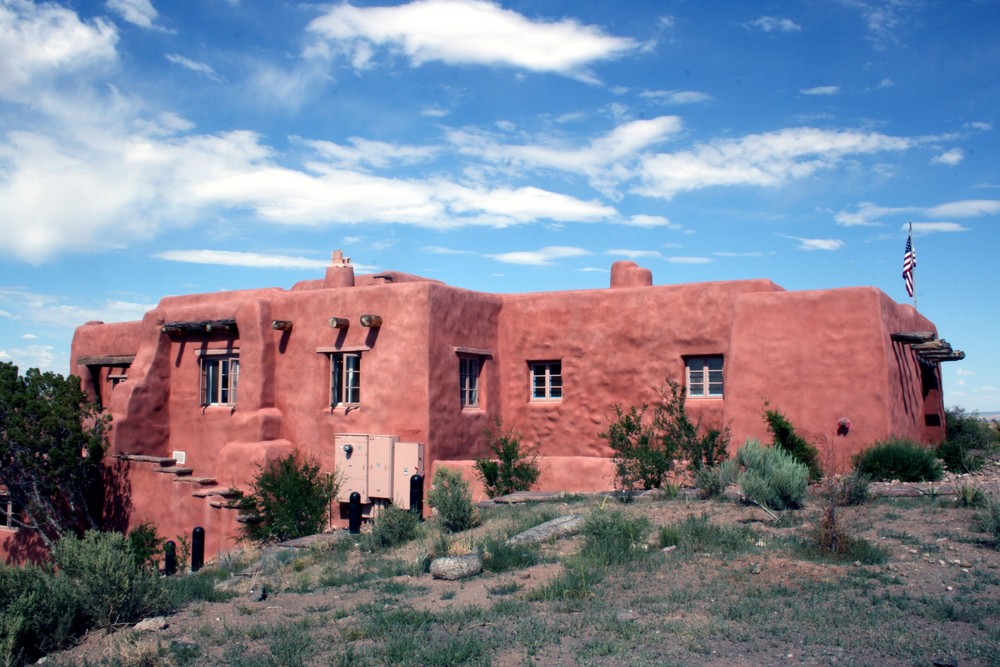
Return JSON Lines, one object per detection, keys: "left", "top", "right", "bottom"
{"left": 201, "top": 355, "right": 239, "bottom": 406}
{"left": 530, "top": 361, "right": 562, "bottom": 401}
{"left": 460, "top": 357, "right": 480, "bottom": 408}
{"left": 1, "top": 494, "right": 19, "bottom": 531}
{"left": 331, "top": 352, "right": 361, "bottom": 406}
{"left": 686, "top": 356, "right": 724, "bottom": 398}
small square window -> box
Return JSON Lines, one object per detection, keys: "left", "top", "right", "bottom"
{"left": 686, "top": 356, "right": 723, "bottom": 398}
{"left": 200, "top": 355, "right": 239, "bottom": 406}
{"left": 529, "top": 361, "right": 562, "bottom": 401}
{"left": 460, "top": 356, "right": 480, "bottom": 408}
{"left": 330, "top": 352, "right": 361, "bottom": 407}
{"left": 0, "top": 495, "right": 19, "bottom": 531}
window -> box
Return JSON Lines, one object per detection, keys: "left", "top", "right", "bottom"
{"left": 530, "top": 361, "right": 562, "bottom": 401}
{"left": 0, "top": 494, "right": 18, "bottom": 531}
{"left": 686, "top": 356, "right": 723, "bottom": 398}
{"left": 330, "top": 352, "right": 361, "bottom": 406}
{"left": 459, "top": 356, "right": 480, "bottom": 408}
{"left": 200, "top": 355, "right": 239, "bottom": 406}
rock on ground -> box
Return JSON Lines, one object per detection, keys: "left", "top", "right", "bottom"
{"left": 430, "top": 552, "right": 483, "bottom": 580}
{"left": 507, "top": 514, "right": 584, "bottom": 545}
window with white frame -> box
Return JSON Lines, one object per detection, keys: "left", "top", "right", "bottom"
{"left": 529, "top": 361, "right": 562, "bottom": 401}
{"left": 686, "top": 355, "right": 724, "bottom": 398}
{"left": 200, "top": 354, "right": 239, "bottom": 406}
{"left": 330, "top": 352, "right": 361, "bottom": 407}
{"left": 459, "top": 356, "right": 480, "bottom": 408}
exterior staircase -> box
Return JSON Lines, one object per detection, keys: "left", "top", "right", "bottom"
{"left": 114, "top": 453, "right": 242, "bottom": 511}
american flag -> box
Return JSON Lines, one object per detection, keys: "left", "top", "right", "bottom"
{"left": 902, "top": 230, "right": 916, "bottom": 298}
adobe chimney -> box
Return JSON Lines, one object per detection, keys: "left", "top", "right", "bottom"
{"left": 324, "top": 250, "right": 356, "bottom": 288}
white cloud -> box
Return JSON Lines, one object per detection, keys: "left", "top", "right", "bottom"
{"left": 166, "top": 54, "right": 224, "bottom": 82}
{"left": 305, "top": 137, "right": 439, "bottom": 170}
{"left": 422, "top": 246, "right": 474, "bottom": 255}
{"left": 0, "top": 1, "right": 118, "bottom": 102}
{"left": 449, "top": 116, "right": 682, "bottom": 195}
{"left": 619, "top": 214, "right": 680, "bottom": 229}
{"left": 925, "top": 199, "right": 1000, "bottom": 218}
{"left": 21, "top": 333, "right": 37, "bottom": 339}
{"left": 606, "top": 248, "right": 662, "bottom": 259}
{"left": 835, "top": 202, "right": 917, "bottom": 226}
{"left": 956, "top": 369, "right": 974, "bottom": 376}
{"left": 153, "top": 250, "right": 330, "bottom": 270}
{"left": 788, "top": 237, "right": 845, "bottom": 251}
{"left": 486, "top": 246, "right": 590, "bottom": 266}
{"left": 801, "top": 85, "right": 840, "bottom": 96}
{"left": 637, "top": 127, "right": 912, "bottom": 200}
{"left": 639, "top": 90, "right": 713, "bottom": 105}
{"left": 746, "top": 16, "right": 802, "bottom": 32}
{"left": 666, "top": 256, "right": 711, "bottom": 264}
{"left": 106, "top": 0, "right": 158, "bottom": 29}
{"left": 0, "top": 287, "right": 153, "bottom": 328}
{"left": 965, "top": 121, "right": 992, "bottom": 132}
{"left": 421, "top": 106, "right": 449, "bottom": 118}
{"left": 307, "top": 0, "right": 639, "bottom": 82}
{"left": 0, "top": 344, "right": 55, "bottom": 371}
{"left": 932, "top": 148, "right": 964, "bottom": 166}
{"left": 907, "top": 222, "right": 968, "bottom": 235}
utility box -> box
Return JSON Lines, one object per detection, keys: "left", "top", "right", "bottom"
{"left": 367, "top": 434, "right": 397, "bottom": 500}
{"left": 393, "top": 441, "right": 424, "bottom": 510}
{"left": 335, "top": 433, "right": 369, "bottom": 502}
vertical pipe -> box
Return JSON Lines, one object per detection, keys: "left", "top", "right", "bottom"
{"left": 348, "top": 492, "right": 362, "bottom": 534}
{"left": 409, "top": 474, "right": 424, "bottom": 518}
{"left": 191, "top": 526, "right": 205, "bottom": 572}
{"left": 164, "top": 540, "right": 176, "bottom": 576}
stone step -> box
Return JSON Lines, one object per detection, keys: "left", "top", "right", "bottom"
{"left": 115, "top": 454, "right": 177, "bottom": 466}
{"left": 209, "top": 499, "right": 242, "bottom": 510}
{"left": 154, "top": 466, "right": 193, "bottom": 476}
{"left": 174, "top": 476, "right": 217, "bottom": 486}
{"left": 192, "top": 486, "right": 239, "bottom": 498}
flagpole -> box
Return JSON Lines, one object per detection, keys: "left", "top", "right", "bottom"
{"left": 910, "top": 222, "right": 917, "bottom": 311}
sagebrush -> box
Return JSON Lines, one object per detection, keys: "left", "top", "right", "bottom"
{"left": 853, "top": 438, "right": 943, "bottom": 482}
{"left": 428, "top": 467, "right": 479, "bottom": 533}
{"left": 736, "top": 439, "right": 808, "bottom": 511}
{"left": 474, "top": 419, "right": 540, "bottom": 498}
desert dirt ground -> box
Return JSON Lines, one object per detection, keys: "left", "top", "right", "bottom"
{"left": 49, "top": 472, "right": 1000, "bottom": 667}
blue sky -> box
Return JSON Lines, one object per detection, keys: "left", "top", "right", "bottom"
{"left": 0, "top": 0, "right": 998, "bottom": 412}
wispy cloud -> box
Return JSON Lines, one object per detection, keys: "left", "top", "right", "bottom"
{"left": 925, "top": 199, "right": 1000, "bottom": 218}
{"left": 305, "top": 137, "right": 439, "bottom": 170}
{"left": 619, "top": 214, "right": 681, "bottom": 229}
{"left": 787, "top": 236, "right": 845, "bottom": 251}
{"left": 666, "top": 256, "right": 711, "bottom": 264}
{"left": 745, "top": 16, "right": 802, "bottom": 33}
{"left": 932, "top": 148, "right": 964, "bottom": 166}
{"left": 106, "top": 0, "right": 159, "bottom": 29}
{"left": 639, "top": 89, "right": 713, "bottom": 105}
{"left": 153, "top": 250, "right": 331, "bottom": 270}
{"left": 448, "top": 116, "right": 682, "bottom": 195}
{"left": 907, "top": 222, "right": 968, "bottom": 235}
{"left": 606, "top": 248, "right": 662, "bottom": 259}
{"left": 801, "top": 85, "right": 840, "bottom": 96}
{"left": 166, "top": 54, "right": 224, "bottom": 82}
{"left": 0, "top": 1, "right": 117, "bottom": 103}
{"left": 637, "top": 127, "right": 912, "bottom": 200}
{"left": 306, "top": 0, "right": 640, "bottom": 82}
{"left": 486, "top": 246, "right": 591, "bottom": 266}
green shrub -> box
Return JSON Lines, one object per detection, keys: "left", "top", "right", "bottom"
{"left": 478, "top": 535, "right": 539, "bottom": 572}
{"left": 693, "top": 459, "right": 740, "bottom": 499}
{"left": 937, "top": 407, "right": 997, "bottom": 472}
{"left": 368, "top": 504, "right": 420, "bottom": 549}
{"left": 52, "top": 530, "right": 169, "bottom": 628}
{"left": 236, "top": 451, "right": 338, "bottom": 542}
{"left": 474, "top": 419, "right": 540, "bottom": 498}
{"left": 601, "top": 381, "right": 731, "bottom": 494}
{"left": 659, "top": 513, "right": 757, "bottom": 555}
{"left": 578, "top": 509, "right": 650, "bottom": 567}
{"left": 978, "top": 493, "right": 1000, "bottom": 546}
{"left": 736, "top": 439, "right": 808, "bottom": 511}
{"left": 0, "top": 563, "right": 82, "bottom": 666}
{"left": 126, "top": 520, "right": 165, "bottom": 569}
{"left": 602, "top": 404, "right": 670, "bottom": 493}
{"left": 853, "top": 438, "right": 943, "bottom": 482}
{"left": 428, "top": 467, "right": 479, "bottom": 533}
{"left": 764, "top": 407, "right": 822, "bottom": 481}
{"left": 832, "top": 472, "right": 871, "bottom": 507}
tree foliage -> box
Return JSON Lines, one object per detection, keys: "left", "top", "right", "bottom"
{"left": 235, "top": 451, "right": 337, "bottom": 543}
{"left": 0, "top": 362, "right": 109, "bottom": 549}
{"left": 763, "top": 406, "right": 822, "bottom": 481}
{"left": 474, "top": 419, "right": 540, "bottom": 498}
{"left": 601, "top": 380, "right": 730, "bottom": 494}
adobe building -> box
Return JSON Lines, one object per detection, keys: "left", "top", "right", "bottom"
{"left": 4, "top": 251, "right": 962, "bottom": 561}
